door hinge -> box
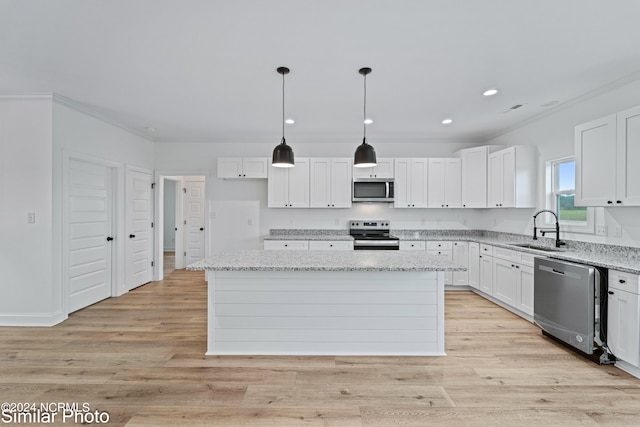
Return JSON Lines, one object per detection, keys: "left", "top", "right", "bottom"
{"left": 151, "top": 182, "right": 156, "bottom": 189}
{"left": 184, "top": 220, "right": 187, "bottom": 225}
{"left": 151, "top": 261, "right": 154, "bottom": 267}
{"left": 183, "top": 188, "right": 187, "bottom": 194}
{"left": 151, "top": 222, "right": 154, "bottom": 228}
{"left": 184, "top": 251, "right": 187, "bottom": 256}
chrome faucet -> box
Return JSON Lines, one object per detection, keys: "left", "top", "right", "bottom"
{"left": 532, "top": 209, "right": 566, "bottom": 248}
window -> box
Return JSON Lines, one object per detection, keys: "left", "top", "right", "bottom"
{"left": 546, "top": 156, "right": 594, "bottom": 233}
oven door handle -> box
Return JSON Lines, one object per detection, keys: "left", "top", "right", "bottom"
{"left": 354, "top": 240, "right": 399, "bottom": 246}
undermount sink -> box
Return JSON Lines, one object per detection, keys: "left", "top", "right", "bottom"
{"left": 508, "top": 243, "right": 565, "bottom": 252}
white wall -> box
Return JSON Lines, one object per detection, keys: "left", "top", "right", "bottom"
{"left": 0, "top": 97, "right": 56, "bottom": 324}
{"left": 484, "top": 78, "right": 640, "bottom": 248}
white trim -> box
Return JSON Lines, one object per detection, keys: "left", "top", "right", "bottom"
{"left": 0, "top": 312, "right": 67, "bottom": 327}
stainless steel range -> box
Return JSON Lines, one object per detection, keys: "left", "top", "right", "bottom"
{"left": 349, "top": 220, "right": 399, "bottom": 250}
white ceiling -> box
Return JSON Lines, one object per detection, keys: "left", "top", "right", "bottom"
{"left": 2, "top": 0, "right": 640, "bottom": 143}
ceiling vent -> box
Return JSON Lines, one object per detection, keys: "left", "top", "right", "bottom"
{"left": 501, "top": 103, "right": 527, "bottom": 114}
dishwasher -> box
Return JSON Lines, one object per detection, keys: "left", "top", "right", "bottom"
{"left": 534, "top": 257, "right": 615, "bottom": 364}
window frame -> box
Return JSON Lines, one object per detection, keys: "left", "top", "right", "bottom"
{"left": 544, "top": 156, "right": 594, "bottom": 234}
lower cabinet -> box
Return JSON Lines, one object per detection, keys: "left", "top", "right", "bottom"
{"left": 478, "top": 245, "right": 494, "bottom": 295}
{"left": 468, "top": 242, "right": 480, "bottom": 289}
{"left": 492, "top": 247, "right": 535, "bottom": 317}
{"left": 399, "top": 241, "right": 426, "bottom": 251}
{"left": 493, "top": 257, "right": 518, "bottom": 306}
{"left": 427, "top": 241, "right": 453, "bottom": 285}
{"left": 264, "top": 240, "right": 309, "bottom": 250}
{"left": 264, "top": 240, "right": 353, "bottom": 251}
{"left": 607, "top": 270, "right": 640, "bottom": 367}
{"left": 452, "top": 241, "right": 469, "bottom": 286}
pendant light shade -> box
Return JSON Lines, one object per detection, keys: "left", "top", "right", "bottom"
{"left": 354, "top": 67, "right": 377, "bottom": 168}
{"left": 272, "top": 66, "right": 295, "bottom": 168}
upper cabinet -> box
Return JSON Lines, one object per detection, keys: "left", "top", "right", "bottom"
{"left": 394, "top": 158, "right": 428, "bottom": 208}
{"left": 575, "top": 106, "right": 640, "bottom": 206}
{"left": 428, "top": 158, "right": 461, "bottom": 208}
{"left": 268, "top": 158, "right": 310, "bottom": 208}
{"left": 352, "top": 158, "right": 394, "bottom": 179}
{"left": 218, "top": 157, "right": 268, "bottom": 178}
{"left": 487, "top": 146, "right": 537, "bottom": 208}
{"left": 458, "top": 145, "right": 503, "bottom": 208}
{"left": 309, "top": 158, "right": 352, "bottom": 208}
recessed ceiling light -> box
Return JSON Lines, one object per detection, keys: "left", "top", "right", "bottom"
{"left": 364, "top": 118, "right": 373, "bottom": 124}
{"left": 285, "top": 118, "right": 295, "bottom": 124}
{"left": 483, "top": 88, "right": 499, "bottom": 97}
{"left": 442, "top": 118, "right": 453, "bottom": 125}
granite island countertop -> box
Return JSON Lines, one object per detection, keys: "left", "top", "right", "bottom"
{"left": 187, "top": 249, "right": 466, "bottom": 272}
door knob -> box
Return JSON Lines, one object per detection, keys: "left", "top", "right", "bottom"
{"left": 129, "top": 234, "right": 135, "bottom": 239}
{"left": 106, "top": 236, "right": 114, "bottom": 241}
{"left": 200, "top": 227, "right": 204, "bottom": 231}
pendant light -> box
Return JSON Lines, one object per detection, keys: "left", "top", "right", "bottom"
{"left": 354, "top": 67, "right": 377, "bottom": 168}
{"left": 272, "top": 66, "right": 295, "bottom": 168}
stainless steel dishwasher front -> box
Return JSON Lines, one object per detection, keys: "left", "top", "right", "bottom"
{"left": 534, "top": 257, "right": 603, "bottom": 355}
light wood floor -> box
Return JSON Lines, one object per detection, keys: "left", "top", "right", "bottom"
{"left": 1, "top": 270, "right": 639, "bottom": 426}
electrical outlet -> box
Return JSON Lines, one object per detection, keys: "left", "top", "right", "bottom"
{"left": 247, "top": 219, "right": 253, "bottom": 226}
{"left": 27, "top": 212, "right": 36, "bottom": 223}
{"left": 615, "top": 226, "right": 622, "bottom": 237}
{"left": 595, "top": 225, "right": 607, "bottom": 236}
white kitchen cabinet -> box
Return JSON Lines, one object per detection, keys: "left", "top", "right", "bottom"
{"left": 399, "top": 241, "right": 426, "bottom": 251}
{"left": 268, "top": 158, "right": 310, "bottom": 208}
{"left": 309, "top": 158, "right": 352, "bottom": 208}
{"left": 493, "top": 256, "right": 518, "bottom": 306}
{"left": 577, "top": 106, "right": 640, "bottom": 206}
{"left": 607, "top": 270, "right": 640, "bottom": 367}
{"left": 428, "top": 158, "right": 462, "bottom": 208}
{"left": 308, "top": 241, "right": 354, "bottom": 250}
{"left": 478, "top": 244, "right": 494, "bottom": 295}
{"left": 492, "top": 247, "right": 535, "bottom": 316}
{"left": 517, "top": 263, "right": 534, "bottom": 317}
{"left": 394, "top": 158, "right": 428, "bottom": 208}
{"left": 468, "top": 242, "right": 480, "bottom": 289}
{"left": 451, "top": 241, "right": 468, "bottom": 286}
{"left": 218, "top": 157, "right": 268, "bottom": 178}
{"left": 458, "top": 146, "right": 503, "bottom": 208}
{"left": 352, "top": 158, "right": 394, "bottom": 179}
{"left": 487, "top": 146, "right": 537, "bottom": 208}
{"left": 263, "top": 240, "right": 309, "bottom": 250}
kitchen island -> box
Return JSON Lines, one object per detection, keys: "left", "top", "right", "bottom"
{"left": 187, "top": 250, "right": 465, "bottom": 356}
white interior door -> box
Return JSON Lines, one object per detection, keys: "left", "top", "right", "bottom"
{"left": 184, "top": 179, "right": 206, "bottom": 265}
{"left": 67, "top": 159, "right": 113, "bottom": 313}
{"left": 126, "top": 168, "right": 153, "bottom": 290}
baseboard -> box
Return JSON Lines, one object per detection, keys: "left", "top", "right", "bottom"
{"left": 614, "top": 359, "right": 640, "bottom": 380}
{"left": 0, "top": 311, "right": 67, "bottom": 327}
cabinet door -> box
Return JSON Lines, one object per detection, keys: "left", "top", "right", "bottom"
{"left": 427, "top": 158, "right": 445, "bottom": 208}
{"left": 427, "top": 249, "right": 453, "bottom": 285}
{"left": 411, "top": 159, "right": 429, "bottom": 208}
{"left": 461, "top": 146, "right": 488, "bottom": 208}
{"left": 287, "top": 158, "right": 310, "bottom": 207}
{"left": 500, "top": 148, "right": 516, "bottom": 208}
{"left": 217, "top": 158, "right": 244, "bottom": 178}
{"left": 493, "top": 258, "right": 517, "bottom": 305}
{"left": 452, "top": 241, "right": 468, "bottom": 286}
{"left": 517, "top": 264, "right": 534, "bottom": 316}
{"left": 487, "top": 151, "right": 503, "bottom": 207}
{"left": 575, "top": 115, "right": 617, "bottom": 206}
{"left": 330, "top": 158, "right": 353, "bottom": 208}
{"left": 608, "top": 288, "right": 640, "bottom": 366}
{"left": 468, "top": 242, "right": 480, "bottom": 289}
{"left": 267, "top": 162, "right": 289, "bottom": 207}
{"left": 444, "top": 158, "right": 462, "bottom": 208}
{"left": 617, "top": 106, "right": 640, "bottom": 206}
{"left": 309, "top": 158, "right": 331, "bottom": 208}
{"left": 394, "top": 159, "right": 412, "bottom": 208}
{"left": 243, "top": 158, "right": 268, "bottom": 178}
{"left": 479, "top": 255, "right": 493, "bottom": 295}
{"left": 375, "top": 158, "right": 395, "bottom": 178}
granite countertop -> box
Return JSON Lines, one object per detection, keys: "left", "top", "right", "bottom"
{"left": 187, "top": 249, "right": 466, "bottom": 272}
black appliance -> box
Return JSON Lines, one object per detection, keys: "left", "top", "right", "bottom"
{"left": 349, "top": 220, "right": 399, "bottom": 250}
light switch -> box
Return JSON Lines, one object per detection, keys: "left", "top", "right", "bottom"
{"left": 27, "top": 212, "right": 36, "bottom": 224}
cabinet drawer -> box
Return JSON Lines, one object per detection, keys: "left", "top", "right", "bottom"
{"left": 493, "top": 247, "right": 521, "bottom": 263}
{"left": 479, "top": 244, "right": 494, "bottom": 256}
{"left": 427, "top": 249, "right": 453, "bottom": 259}
{"left": 263, "top": 240, "right": 309, "bottom": 250}
{"left": 609, "top": 270, "right": 640, "bottom": 293}
{"left": 308, "top": 241, "right": 353, "bottom": 251}
{"left": 400, "top": 241, "right": 426, "bottom": 251}
{"left": 519, "top": 253, "right": 536, "bottom": 267}
{"left": 426, "top": 241, "right": 452, "bottom": 250}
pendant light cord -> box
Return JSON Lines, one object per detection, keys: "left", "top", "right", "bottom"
{"left": 363, "top": 72, "right": 367, "bottom": 141}
{"left": 282, "top": 71, "right": 285, "bottom": 142}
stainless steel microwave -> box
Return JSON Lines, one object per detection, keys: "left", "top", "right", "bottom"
{"left": 352, "top": 178, "right": 394, "bottom": 202}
